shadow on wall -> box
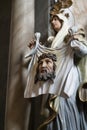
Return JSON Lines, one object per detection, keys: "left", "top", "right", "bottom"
{"left": 0, "top": 0, "right": 12, "bottom": 130}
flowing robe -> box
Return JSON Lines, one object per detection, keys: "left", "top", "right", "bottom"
{"left": 27, "top": 14, "right": 87, "bottom": 130}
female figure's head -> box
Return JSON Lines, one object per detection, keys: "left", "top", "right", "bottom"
{"left": 50, "top": 15, "right": 63, "bottom": 32}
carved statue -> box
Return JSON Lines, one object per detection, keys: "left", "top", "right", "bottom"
{"left": 26, "top": 1, "right": 87, "bottom": 130}
{"left": 5, "top": 1, "right": 87, "bottom": 130}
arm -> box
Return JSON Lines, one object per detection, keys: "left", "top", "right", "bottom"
{"left": 70, "top": 28, "right": 87, "bottom": 57}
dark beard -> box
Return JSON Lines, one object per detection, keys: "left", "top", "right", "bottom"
{"left": 34, "top": 71, "right": 56, "bottom": 84}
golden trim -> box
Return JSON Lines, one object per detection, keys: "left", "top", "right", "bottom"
{"left": 49, "top": 95, "right": 59, "bottom": 113}
{"left": 37, "top": 112, "right": 57, "bottom": 130}
{"left": 50, "top": 0, "right": 73, "bottom": 16}
{"left": 79, "top": 82, "right": 87, "bottom": 102}
{"left": 37, "top": 95, "right": 59, "bottom": 130}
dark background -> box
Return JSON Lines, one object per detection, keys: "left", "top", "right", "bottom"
{"left": 0, "top": 0, "right": 12, "bottom": 129}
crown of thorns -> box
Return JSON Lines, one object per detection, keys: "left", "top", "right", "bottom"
{"left": 38, "top": 53, "right": 57, "bottom": 63}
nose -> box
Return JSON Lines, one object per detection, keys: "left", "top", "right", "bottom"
{"left": 51, "top": 19, "right": 54, "bottom": 24}
{"left": 41, "top": 61, "right": 47, "bottom": 67}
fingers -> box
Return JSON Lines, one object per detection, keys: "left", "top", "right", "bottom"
{"left": 28, "top": 38, "right": 36, "bottom": 49}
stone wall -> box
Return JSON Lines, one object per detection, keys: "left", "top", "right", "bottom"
{"left": 5, "top": 0, "right": 34, "bottom": 130}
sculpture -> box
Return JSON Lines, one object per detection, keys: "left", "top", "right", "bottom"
{"left": 26, "top": 1, "right": 87, "bottom": 130}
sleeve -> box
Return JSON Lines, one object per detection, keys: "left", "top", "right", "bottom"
{"left": 70, "top": 28, "right": 87, "bottom": 57}
{"left": 70, "top": 39, "right": 87, "bottom": 56}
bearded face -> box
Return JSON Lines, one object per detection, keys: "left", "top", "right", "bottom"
{"left": 34, "top": 57, "right": 56, "bottom": 83}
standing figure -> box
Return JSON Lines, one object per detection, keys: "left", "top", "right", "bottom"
{"left": 25, "top": 1, "right": 87, "bottom": 130}
{"left": 46, "top": 3, "right": 87, "bottom": 130}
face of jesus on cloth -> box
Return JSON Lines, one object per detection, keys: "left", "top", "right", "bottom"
{"left": 34, "top": 53, "right": 57, "bottom": 84}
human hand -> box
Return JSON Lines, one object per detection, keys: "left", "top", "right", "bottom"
{"left": 73, "top": 34, "right": 81, "bottom": 40}
{"left": 64, "top": 34, "right": 74, "bottom": 43}
{"left": 28, "top": 38, "right": 36, "bottom": 49}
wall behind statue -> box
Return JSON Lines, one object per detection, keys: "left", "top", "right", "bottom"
{"left": 0, "top": 0, "right": 12, "bottom": 130}
{"left": 5, "top": 1, "right": 34, "bottom": 130}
